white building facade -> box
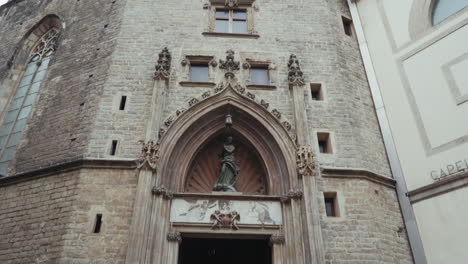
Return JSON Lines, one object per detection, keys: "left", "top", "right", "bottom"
{"left": 348, "top": 0, "right": 468, "bottom": 263}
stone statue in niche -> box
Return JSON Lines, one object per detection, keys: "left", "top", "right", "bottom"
{"left": 213, "top": 115, "right": 240, "bottom": 192}
{"left": 213, "top": 136, "right": 240, "bottom": 192}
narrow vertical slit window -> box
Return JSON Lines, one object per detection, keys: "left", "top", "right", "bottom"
{"left": 317, "top": 132, "right": 332, "bottom": 154}
{"left": 93, "top": 214, "right": 103, "bottom": 233}
{"left": 310, "top": 83, "right": 323, "bottom": 101}
{"left": 342, "top": 16, "right": 353, "bottom": 37}
{"left": 0, "top": 27, "right": 59, "bottom": 176}
{"left": 324, "top": 192, "right": 339, "bottom": 217}
{"left": 110, "top": 140, "right": 118, "bottom": 156}
{"left": 119, "top": 96, "right": 127, "bottom": 110}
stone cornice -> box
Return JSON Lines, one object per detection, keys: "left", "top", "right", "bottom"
{"left": 0, "top": 158, "right": 138, "bottom": 187}
{"left": 407, "top": 170, "right": 468, "bottom": 203}
{"left": 321, "top": 167, "right": 396, "bottom": 188}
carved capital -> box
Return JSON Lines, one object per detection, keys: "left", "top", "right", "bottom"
{"left": 269, "top": 234, "right": 285, "bottom": 245}
{"left": 154, "top": 47, "right": 171, "bottom": 80}
{"left": 137, "top": 140, "right": 160, "bottom": 171}
{"left": 281, "top": 189, "right": 303, "bottom": 203}
{"left": 296, "top": 145, "right": 317, "bottom": 177}
{"left": 152, "top": 185, "right": 174, "bottom": 200}
{"left": 166, "top": 231, "right": 182, "bottom": 243}
{"left": 288, "top": 54, "right": 305, "bottom": 86}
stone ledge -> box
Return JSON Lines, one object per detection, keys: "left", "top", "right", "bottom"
{"left": 246, "top": 84, "right": 276, "bottom": 90}
{"left": 407, "top": 170, "right": 468, "bottom": 203}
{"left": 179, "top": 81, "right": 216, "bottom": 88}
{"left": 202, "top": 32, "right": 260, "bottom": 39}
{"left": 173, "top": 192, "right": 282, "bottom": 201}
{"left": 0, "top": 158, "right": 138, "bottom": 187}
{"left": 321, "top": 167, "right": 396, "bottom": 188}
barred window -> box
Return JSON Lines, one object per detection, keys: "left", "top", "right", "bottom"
{"left": 0, "top": 28, "right": 59, "bottom": 175}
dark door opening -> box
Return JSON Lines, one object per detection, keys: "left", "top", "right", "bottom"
{"left": 178, "top": 237, "right": 272, "bottom": 264}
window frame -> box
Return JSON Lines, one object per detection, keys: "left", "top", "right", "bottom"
{"left": 179, "top": 55, "right": 217, "bottom": 87}
{"left": 431, "top": 0, "right": 468, "bottom": 25}
{"left": 215, "top": 9, "right": 248, "bottom": 34}
{"left": 0, "top": 26, "right": 60, "bottom": 176}
{"left": 244, "top": 59, "right": 277, "bottom": 90}
{"left": 203, "top": 2, "right": 258, "bottom": 38}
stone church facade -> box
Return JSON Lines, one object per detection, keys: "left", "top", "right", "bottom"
{"left": 0, "top": 0, "right": 413, "bottom": 263}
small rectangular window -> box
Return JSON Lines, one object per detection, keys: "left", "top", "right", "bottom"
{"left": 190, "top": 65, "right": 209, "bottom": 82}
{"left": 215, "top": 9, "right": 247, "bottom": 34}
{"left": 310, "top": 83, "right": 323, "bottom": 101}
{"left": 342, "top": 16, "right": 353, "bottom": 37}
{"left": 324, "top": 192, "right": 338, "bottom": 217}
{"left": 93, "top": 214, "right": 103, "bottom": 233}
{"left": 317, "top": 132, "right": 332, "bottom": 154}
{"left": 250, "top": 67, "right": 269, "bottom": 86}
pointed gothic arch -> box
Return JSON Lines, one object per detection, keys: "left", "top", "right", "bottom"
{"left": 156, "top": 85, "right": 298, "bottom": 196}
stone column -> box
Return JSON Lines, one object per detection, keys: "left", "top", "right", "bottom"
{"left": 270, "top": 234, "right": 286, "bottom": 264}
{"left": 125, "top": 48, "right": 171, "bottom": 264}
{"left": 288, "top": 54, "right": 325, "bottom": 264}
{"left": 165, "top": 231, "right": 182, "bottom": 264}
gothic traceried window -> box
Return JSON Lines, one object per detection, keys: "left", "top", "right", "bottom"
{"left": 432, "top": 0, "right": 468, "bottom": 25}
{"left": 0, "top": 28, "right": 59, "bottom": 175}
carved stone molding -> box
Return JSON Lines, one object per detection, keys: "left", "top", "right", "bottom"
{"left": 219, "top": 49, "right": 240, "bottom": 80}
{"left": 166, "top": 231, "right": 182, "bottom": 243}
{"left": 280, "top": 189, "right": 303, "bottom": 203}
{"left": 288, "top": 54, "right": 305, "bottom": 86}
{"left": 154, "top": 47, "right": 171, "bottom": 80}
{"left": 137, "top": 140, "right": 160, "bottom": 171}
{"left": 155, "top": 78, "right": 297, "bottom": 146}
{"left": 152, "top": 185, "right": 173, "bottom": 200}
{"left": 225, "top": 0, "right": 238, "bottom": 7}
{"left": 296, "top": 145, "right": 317, "bottom": 177}
{"left": 269, "top": 234, "right": 286, "bottom": 245}
{"left": 210, "top": 210, "right": 241, "bottom": 230}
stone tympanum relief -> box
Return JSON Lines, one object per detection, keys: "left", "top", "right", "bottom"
{"left": 170, "top": 199, "right": 282, "bottom": 226}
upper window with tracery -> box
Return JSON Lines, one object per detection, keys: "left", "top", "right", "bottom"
{"left": 432, "top": 0, "right": 468, "bottom": 25}
{"left": 0, "top": 28, "right": 59, "bottom": 176}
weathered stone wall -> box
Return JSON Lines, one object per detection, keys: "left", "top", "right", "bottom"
{"left": 0, "top": 171, "right": 79, "bottom": 263}
{"left": 59, "top": 168, "right": 137, "bottom": 264}
{"left": 0, "top": 168, "right": 137, "bottom": 264}
{"left": 320, "top": 177, "right": 413, "bottom": 264}
{"left": 0, "top": 0, "right": 126, "bottom": 174}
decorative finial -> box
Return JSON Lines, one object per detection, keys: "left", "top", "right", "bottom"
{"left": 154, "top": 47, "right": 171, "bottom": 80}
{"left": 288, "top": 54, "right": 305, "bottom": 86}
{"left": 220, "top": 49, "right": 240, "bottom": 80}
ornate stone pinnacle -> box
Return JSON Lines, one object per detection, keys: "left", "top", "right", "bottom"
{"left": 137, "top": 140, "right": 160, "bottom": 171}
{"left": 288, "top": 54, "right": 305, "bottom": 86}
{"left": 219, "top": 49, "right": 240, "bottom": 80}
{"left": 154, "top": 47, "right": 171, "bottom": 80}
{"left": 166, "top": 231, "right": 182, "bottom": 243}
{"left": 296, "top": 145, "right": 317, "bottom": 177}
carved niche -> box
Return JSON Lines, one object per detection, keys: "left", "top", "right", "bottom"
{"left": 185, "top": 134, "right": 267, "bottom": 194}
{"left": 296, "top": 145, "right": 317, "bottom": 177}
{"left": 154, "top": 47, "right": 171, "bottom": 80}
{"left": 288, "top": 54, "right": 305, "bottom": 86}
